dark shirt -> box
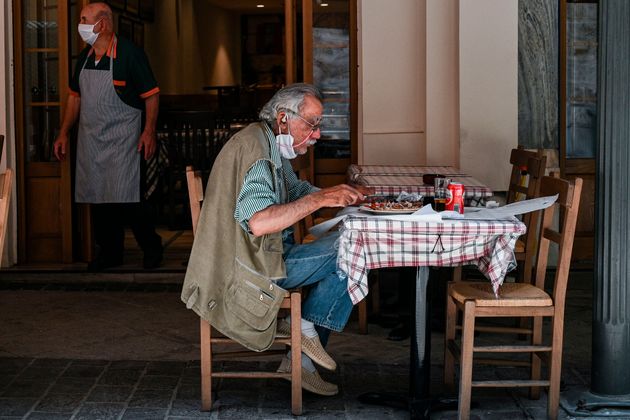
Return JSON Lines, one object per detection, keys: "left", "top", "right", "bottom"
{"left": 69, "top": 35, "right": 159, "bottom": 110}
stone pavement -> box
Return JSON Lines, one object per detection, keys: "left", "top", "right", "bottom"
{"left": 0, "top": 270, "right": 613, "bottom": 419}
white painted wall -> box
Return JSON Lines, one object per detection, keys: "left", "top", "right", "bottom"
{"left": 359, "top": 0, "right": 426, "bottom": 165}
{"left": 459, "top": 0, "right": 518, "bottom": 190}
{"left": 426, "top": 0, "right": 459, "bottom": 167}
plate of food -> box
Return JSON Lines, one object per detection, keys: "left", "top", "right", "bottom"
{"left": 360, "top": 200, "right": 423, "bottom": 214}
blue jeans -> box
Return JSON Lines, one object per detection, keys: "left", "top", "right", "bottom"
{"left": 277, "top": 232, "right": 353, "bottom": 336}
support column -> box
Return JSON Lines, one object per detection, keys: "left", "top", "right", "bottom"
{"left": 592, "top": 0, "right": 630, "bottom": 396}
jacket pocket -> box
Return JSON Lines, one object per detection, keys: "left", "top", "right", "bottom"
{"left": 226, "top": 258, "right": 286, "bottom": 331}
{"left": 263, "top": 234, "right": 283, "bottom": 253}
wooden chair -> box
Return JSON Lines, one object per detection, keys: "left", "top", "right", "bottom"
{"left": 186, "top": 166, "right": 303, "bottom": 415}
{"left": 0, "top": 169, "right": 12, "bottom": 266}
{"left": 444, "top": 175, "right": 583, "bottom": 420}
{"left": 453, "top": 147, "right": 547, "bottom": 284}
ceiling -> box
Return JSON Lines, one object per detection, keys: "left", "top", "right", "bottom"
{"left": 204, "top": 0, "right": 346, "bottom": 14}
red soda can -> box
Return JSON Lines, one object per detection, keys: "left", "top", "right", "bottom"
{"left": 446, "top": 182, "right": 465, "bottom": 214}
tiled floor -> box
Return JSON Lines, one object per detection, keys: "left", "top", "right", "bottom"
{"left": 0, "top": 249, "right": 618, "bottom": 419}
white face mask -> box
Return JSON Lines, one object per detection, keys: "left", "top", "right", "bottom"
{"left": 275, "top": 125, "right": 297, "bottom": 160}
{"left": 78, "top": 19, "right": 102, "bottom": 45}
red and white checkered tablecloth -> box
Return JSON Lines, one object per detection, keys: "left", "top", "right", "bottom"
{"left": 347, "top": 164, "right": 492, "bottom": 199}
{"left": 337, "top": 215, "right": 526, "bottom": 304}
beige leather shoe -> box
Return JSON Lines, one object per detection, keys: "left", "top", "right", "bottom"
{"left": 276, "top": 320, "right": 337, "bottom": 371}
{"left": 277, "top": 356, "right": 339, "bottom": 396}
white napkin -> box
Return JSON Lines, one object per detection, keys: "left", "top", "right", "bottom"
{"left": 442, "top": 194, "right": 559, "bottom": 220}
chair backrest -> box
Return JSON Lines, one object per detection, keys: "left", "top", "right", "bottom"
{"left": 0, "top": 169, "right": 13, "bottom": 266}
{"left": 186, "top": 166, "right": 204, "bottom": 236}
{"left": 507, "top": 148, "right": 547, "bottom": 262}
{"left": 507, "top": 147, "right": 547, "bottom": 204}
{"left": 532, "top": 176, "right": 583, "bottom": 309}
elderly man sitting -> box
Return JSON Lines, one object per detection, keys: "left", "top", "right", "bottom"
{"left": 182, "top": 83, "right": 368, "bottom": 395}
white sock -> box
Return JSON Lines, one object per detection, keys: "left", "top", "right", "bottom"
{"left": 287, "top": 350, "right": 316, "bottom": 373}
{"left": 284, "top": 316, "right": 318, "bottom": 338}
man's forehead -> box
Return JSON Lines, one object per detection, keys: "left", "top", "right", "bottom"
{"left": 301, "top": 96, "right": 323, "bottom": 116}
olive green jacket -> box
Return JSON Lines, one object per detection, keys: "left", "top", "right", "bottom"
{"left": 181, "top": 123, "right": 287, "bottom": 352}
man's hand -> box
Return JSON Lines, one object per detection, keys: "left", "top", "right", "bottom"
{"left": 311, "top": 184, "right": 365, "bottom": 208}
{"left": 137, "top": 130, "right": 156, "bottom": 160}
{"left": 53, "top": 133, "right": 69, "bottom": 161}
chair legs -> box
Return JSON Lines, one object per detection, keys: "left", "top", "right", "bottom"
{"left": 444, "top": 287, "right": 457, "bottom": 391}
{"left": 547, "top": 317, "right": 564, "bottom": 420}
{"left": 200, "top": 318, "right": 212, "bottom": 411}
{"left": 290, "top": 292, "right": 303, "bottom": 416}
{"left": 199, "top": 293, "right": 303, "bottom": 416}
{"left": 457, "top": 300, "right": 476, "bottom": 420}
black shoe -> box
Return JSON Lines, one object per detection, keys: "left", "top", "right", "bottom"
{"left": 143, "top": 252, "right": 163, "bottom": 269}
{"left": 87, "top": 256, "right": 123, "bottom": 272}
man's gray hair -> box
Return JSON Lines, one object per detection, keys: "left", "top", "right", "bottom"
{"left": 259, "top": 83, "right": 323, "bottom": 123}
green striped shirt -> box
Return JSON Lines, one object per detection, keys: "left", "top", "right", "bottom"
{"left": 234, "top": 122, "right": 318, "bottom": 237}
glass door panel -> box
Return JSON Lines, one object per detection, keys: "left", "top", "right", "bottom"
{"left": 565, "top": 2, "right": 598, "bottom": 158}
{"left": 23, "top": 0, "right": 59, "bottom": 49}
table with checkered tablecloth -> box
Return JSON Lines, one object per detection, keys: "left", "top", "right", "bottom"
{"left": 336, "top": 214, "right": 526, "bottom": 418}
{"left": 338, "top": 215, "right": 526, "bottom": 304}
{"left": 347, "top": 164, "right": 492, "bottom": 205}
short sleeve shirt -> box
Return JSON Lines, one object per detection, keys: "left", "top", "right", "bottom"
{"left": 69, "top": 35, "right": 159, "bottom": 110}
{"left": 234, "top": 123, "right": 319, "bottom": 236}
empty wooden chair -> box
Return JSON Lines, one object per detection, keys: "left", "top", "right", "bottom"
{"left": 186, "top": 166, "right": 303, "bottom": 415}
{"left": 0, "top": 168, "right": 12, "bottom": 266}
{"left": 453, "top": 147, "right": 547, "bottom": 284}
{"left": 444, "top": 175, "right": 583, "bottom": 420}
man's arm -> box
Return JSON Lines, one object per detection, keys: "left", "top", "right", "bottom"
{"left": 137, "top": 93, "right": 159, "bottom": 160}
{"left": 248, "top": 184, "right": 364, "bottom": 236}
{"left": 53, "top": 94, "right": 81, "bottom": 161}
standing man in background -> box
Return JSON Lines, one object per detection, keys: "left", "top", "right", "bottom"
{"left": 54, "top": 2, "right": 162, "bottom": 271}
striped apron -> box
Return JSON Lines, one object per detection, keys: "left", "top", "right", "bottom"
{"left": 75, "top": 37, "right": 141, "bottom": 203}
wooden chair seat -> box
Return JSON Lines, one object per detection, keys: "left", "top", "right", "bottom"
{"left": 444, "top": 175, "right": 583, "bottom": 420}
{"left": 449, "top": 282, "right": 552, "bottom": 307}
{"left": 514, "top": 239, "right": 525, "bottom": 254}
{"left": 186, "top": 166, "right": 303, "bottom": 416}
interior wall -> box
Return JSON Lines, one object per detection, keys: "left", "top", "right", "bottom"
{"left": 359, "top": 0, "right": 426, "bottom": 165}
{"left": 144, "top": 0, "right": 240, "bottom": 94}
{"left": 426, "top": 0, "right": 459, "bottom": 167}
{"left": 459, "top": 0, "right": 518, "bottom": 190}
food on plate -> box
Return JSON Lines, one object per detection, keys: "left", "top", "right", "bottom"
{"left": 368, "top": 200, "right": 423, "bottom": 212}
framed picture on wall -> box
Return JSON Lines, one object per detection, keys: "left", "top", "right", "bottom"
{"left": 118, "top": 15, "right": 133, "bottom": 40}
{"left": 132, "top": 22, "right": 144, "bottom": 48}
{"left": 126, "top": 0, "right": 139, "bottom": 16}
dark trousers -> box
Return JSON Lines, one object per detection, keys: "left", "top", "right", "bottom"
{"left": 91, "top": 202, "right": 162, "bottom": 262}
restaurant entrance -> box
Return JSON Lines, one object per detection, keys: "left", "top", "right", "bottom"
{"left": 11, "top": 0, "right": 357, "bottom": 267}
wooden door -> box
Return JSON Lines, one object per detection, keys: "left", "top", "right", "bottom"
{"left": 559, "top": 0, "right": 597, "bottom": 264}
{"left": 14, "top": 0, "right": 74, "bottom": 263}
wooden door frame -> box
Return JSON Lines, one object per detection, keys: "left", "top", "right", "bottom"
{"left": 14, "top": 0, "right": 74, "bottom": 263}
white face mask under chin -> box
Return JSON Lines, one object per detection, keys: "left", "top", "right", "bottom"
{"left": 78, "top": 20, "right": 101, "bottom": 45}
{"left": 275, "top": 125, "right": 298, "bottom": 160}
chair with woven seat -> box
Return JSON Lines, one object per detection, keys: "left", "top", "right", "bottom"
{"left": 186, "top": 166, "right": 303, "bottom": 415}
{"left": 444, "top": 175, "right": 583, "bottom": 420}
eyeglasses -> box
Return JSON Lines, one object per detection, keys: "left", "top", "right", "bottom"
{"left": 285, "top": 109, "right": 323, "bottom": 132}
